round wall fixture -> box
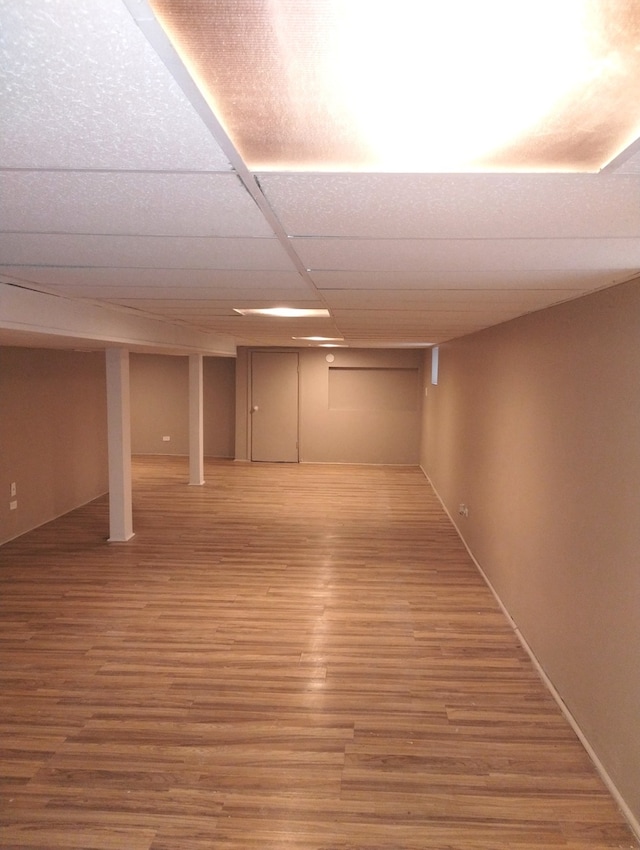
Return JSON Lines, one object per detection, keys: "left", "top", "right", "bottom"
{"left": 325, "top": 353, "right": 335, "bottom": 363}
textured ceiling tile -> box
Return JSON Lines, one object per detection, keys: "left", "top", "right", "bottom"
{"left": 259, "top": 173, "right": 640, "bottom": 239}
{"left": 0, "top": 234, "right": 294, "bottom": 270}
{"left": 0, "top": 172, "right": 272, "bottom": 237}
{"left": 3, "top": 1, "right": 640, "bottom": 350}
{"left": 610, "top": 148, "right": 640, "bottom": 174}
{"left": 332, "top": 309, "right": 527, "bottom": 325}
{"left": 48, "top": 288, "right": 313, "bottom": 301}
{"left": 308, "top": 269, "right": 629, "bottom": 291}
{"left": 0, "top": 0, "right": 231, "bottom": 170}
{"left": 322, "top": 289, "right": 582, "bottom": 310}
{"left": 107, "top": 298, "right": 322, "bottom": 311}
{"left": 0, "top": 267, "right": 307, "bottom": 290}
{"left": 150, "top": 314, "right": 342, "bottom": 337}
{"left": 294, "top": 238, "right": 640, "bottom": 272}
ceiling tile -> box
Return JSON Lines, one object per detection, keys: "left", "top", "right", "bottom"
{"left": 145, "top": 313, "right": 343, "bottom": 340}
{"left": 0, "top": 172, "right": 273, "bottom": 237}
{"left": 322, "top": 289, "right": 582, "bottom": 311}
{"left": 0, "top": 234, "right": 295, "bottom": 271}
{"left": 615, "top": 156, "right": 640, "bottom": 174}
{"left": 309, "top": 269, "right": 630, "bottom": 291}
{"left": 261, "top": 173, "right": 640, "bottom": 239}
{"left": 332, "top": 309, "right": 527, "bottom": 325}
{"left": 0, "top": 268, "right": 307, "bottom": 291}
{"left": 0, "top": 0, "right": 231, "bottom": 171}
{"left": 107, "top": 299, "right": 322, "bottom": 312}
{"left": 607, "top": 139, "right": 640, "bottom": 173}
{"left": 294, "top": 238, "right": 640, "bottom": 273}
{"left": 45, "top": 288, "right": 314, "bottom": 302}
{"left": 2, "top": 1, "right": 640, "bottom": 351}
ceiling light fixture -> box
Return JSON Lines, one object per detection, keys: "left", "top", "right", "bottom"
{"left": 150, "top": 0, "right": 640, "bottom": 172}
{"left": 292, "top": 336, "right": 345, "bottom": 341}
{"left": 233, "top": 307, "right": 331, "bottom": 318}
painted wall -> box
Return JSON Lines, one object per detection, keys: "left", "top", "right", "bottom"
{"left": 203, "top": 355, "right": 237, "bottom": 458}
{"left": 235, "top": 347, "right": 423, "bottom": 464}
{"left": 0, "top": 347, "right": 108, "bottom": 545}
{"left": 421, "top": 278, "right": 640, "bottom": 826}
{"left": 130, "top": 353, "right": 236, "bottom": 458}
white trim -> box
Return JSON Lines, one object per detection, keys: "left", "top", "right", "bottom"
{"left": 188, "top": 354, "right": 205, "bottom": 485}
{"left": 420, "top": 464, "right": 640, "bottom": 844}
{"left": 106, "top": 348, "right": 135, "bottom": 542}
{"left": 0, "top": 492, "right": 109, "bottom": 547}
{"left": 0, "top": 281, "right": 235, "bottom": 356}
{"left": 430, "top": 345, "right": 439, "bottom": 385}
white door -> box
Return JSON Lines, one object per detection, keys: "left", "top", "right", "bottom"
{"left": 250, "top": 351, "right": 299, "bottom": 462}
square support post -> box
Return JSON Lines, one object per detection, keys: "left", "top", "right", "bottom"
{"left": 106, "top": 348, "right": 134, "bottom": 541}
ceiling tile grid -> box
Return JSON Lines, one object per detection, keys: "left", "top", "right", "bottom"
{"left": 1, "top": 0, "right": 639, "bottom": 350}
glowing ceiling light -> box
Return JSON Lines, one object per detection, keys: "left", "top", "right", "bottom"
{"left": 149, "top": 0, "right": 640, "bottom": 171}
{"left": 233, "top": 307, "right": 331, "bottom": 318}
{"left": 292, "top": 336, "right": 345, "bottom": 341}
{"left": 330, "top": 0, "right": 598, "bottom": 170}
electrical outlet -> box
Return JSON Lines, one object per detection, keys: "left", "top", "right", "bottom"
{"left": 10, "top": 482, "right": 16, "bottom": 497}
{"left": 458, "top": 503, "right": 469, "bottom": 517}
{"left": 10, "top": 500, "right": 17, "bottom": 511}
{"left": 162, "top": 435, "right": 171, "bottom": 441}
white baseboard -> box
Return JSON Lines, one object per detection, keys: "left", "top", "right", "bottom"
{"left": 420, "top": 465, "right": 640, "bottom": 844}
{"left": 0, "top": 489, "right": 109, "bottom": 547}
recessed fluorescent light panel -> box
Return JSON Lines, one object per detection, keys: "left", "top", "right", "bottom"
{"left": 233, "top": 307, "right": 331, "bottom": 318}
{"left": 150, "top": 0, "right": 640, "bottom": 172}
{"left": 292, "top": 336, "right": 345, "bottom": 342}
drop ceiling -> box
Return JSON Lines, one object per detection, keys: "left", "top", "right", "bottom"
{"left": 1, "top": 0, "right": 640, "bottom": 352}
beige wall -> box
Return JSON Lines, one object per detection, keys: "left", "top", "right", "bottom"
{"left": 421, "top": 278, "right": 640, "bottom": 825}
{"left": 130, "top": 353, "right": 236, "bottom": 458}
{"left": 203, "top": 355, "right": 237, "bottom": 458}
{"left": 235, "top": 347, "right": 423, "bottom": 464}
{"left": 0, "top": 347, "right": 108, "bottom": 545}
{"left": 130, "top": 354, "right": 188, "bottom": 454}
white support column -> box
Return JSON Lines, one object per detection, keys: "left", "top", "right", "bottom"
{"left": 106, "top": 348, "right": 134, "bottom": 542}
{"left": 189, "top": 354, "right": 205, "bottom": 486}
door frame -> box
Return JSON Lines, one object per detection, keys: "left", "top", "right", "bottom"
{"left": 249, "top": 349, "right": 300, "bottom": 462}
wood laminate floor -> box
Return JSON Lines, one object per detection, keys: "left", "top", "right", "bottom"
{"left": 0, "top": 457, "right": 637, "bottom": 850}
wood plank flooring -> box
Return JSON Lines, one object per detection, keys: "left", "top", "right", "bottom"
{"left": 1, "top": 456, "right": 637, "bottom": 850}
